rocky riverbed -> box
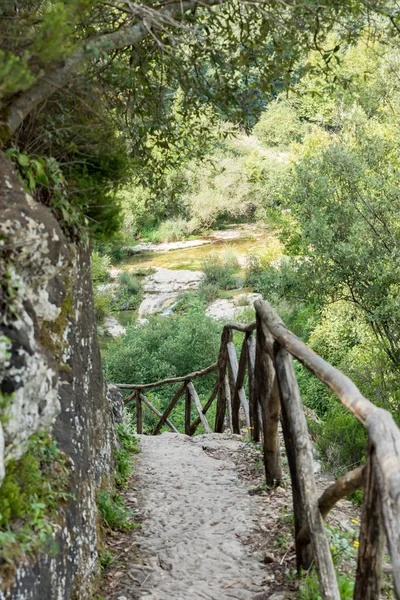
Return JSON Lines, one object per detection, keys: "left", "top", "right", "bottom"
{"left": 100, "top": 225, "right": 274, "bottom": 337}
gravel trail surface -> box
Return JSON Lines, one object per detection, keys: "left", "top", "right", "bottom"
{"left": 133, "top": 432, "right": 268, "bottom": 600}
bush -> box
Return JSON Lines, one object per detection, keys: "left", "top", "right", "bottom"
{"left": 112, "top": 272, "right": 143, "bottom": 311}
{"left": 92, "top": 251, "right": 111, "bottom": 283}
{"left": 94, "top": 287, "right": 113, "bottom": 323}
{"left": 253, "top": 99, "right": 304, "bottom": 148}
{"left": 97, "top": 491, "right": 134, "bottom": 532}
{"left": 103, "top": 306, "right": 222, "bottom": 432}
{"left": 198, "top": 282, "right": 222, "bottom": 304}
{"left": 315, "top": 404, "right": 367, "bottom": 477}
{"left": 0, "top": 433, "right": 70, "bottom": 567}
{"left": 148, "top": 218, "right": 193, "bottom": 243}
{"left": 202, "top": 252, "right": 238, "bottom": 290}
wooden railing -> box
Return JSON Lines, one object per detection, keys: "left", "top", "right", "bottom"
{"left": 115, "top": 299, "right": 400, "bottom": 600}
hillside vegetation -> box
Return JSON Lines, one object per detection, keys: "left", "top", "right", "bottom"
{"left": 103, "top": 35, "right": 400, "bottom": 481}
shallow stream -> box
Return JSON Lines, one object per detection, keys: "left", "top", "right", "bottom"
{"left": 101, "top": 225, "right": 276, "bottom": 340}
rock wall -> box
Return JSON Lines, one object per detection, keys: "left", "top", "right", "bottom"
{"left": 0, "top": 152, "right": 121, "bottom": 598}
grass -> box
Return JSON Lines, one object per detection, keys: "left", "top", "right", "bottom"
{"left": 98, "top": 490, "right": 136, "bottom": 532}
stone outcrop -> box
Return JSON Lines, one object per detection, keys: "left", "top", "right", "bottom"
{"left": 0, "top": 152, "right": 120, "bottom": 599}
{"left": 139, "top": 267, "right": 204, "bottom": 316}
{"left": 206, "top": 293, "right": 262, "bottom": 321}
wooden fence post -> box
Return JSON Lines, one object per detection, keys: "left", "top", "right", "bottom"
{"left": 185, "top": 382, "right": 192, "bottom": 436}
{"left": 152, "top": 384, "right": 185, "bottom": 435}
{"left": 247, "top": 332, "right": 260, "bottom": 442}
{"left": 187, "top": 381, "right": 212, "bottom": 434}
{"left": 275, "top": 345, "right": 340, "bottom": 600}
{"left": 215, "top": 327, "right": 231, "bottom": 432}
{"left": 354, "top": 442, "right": 385, "bottom": 600}
{"left": 227, "top": 340, "right": 250, "bottom": 432}
{"left": 136, "top": 391, "right": 143, "bottom": 435}
{"left": 256, "top": 312, "right": 282, "bottom": 487}
{"left": 190, "top": 382, "right": 218, "bottom": 436}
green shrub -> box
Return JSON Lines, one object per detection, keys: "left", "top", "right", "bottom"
{"left": 94, "top": 287, "right": 113, "bottom": 324}
{"left": 254, "top": 99, "right": 304, "bottom": 148}
{"left": 198, "top": 281, "right": 222, "bottom": 304}
{"left": 315, "top": 404, "right": 367, "bottom": 477}
{"left": 111, "top": 273, "right": 143, "bottom": 311}
{"left": 202, "top": 252, "right": 238, "bottom": 290}
{"left": 299, "top": 569, "right": 354, "bottom": 600}
{"left": 0, "top": 433, "right": 71, "bottom": 567}
{"left": 99, "top": 549, "right": 114, "bottom": 571}
{"left": 148, "top": 218, "right": 193, "bottom": 243}
{"left": 114, "top": 417, "right": 140, "bottom": 487}
{"left": 92, "top": 252, "right": 111, "bottom": 283}
{"left": 97, "top": 491, "right": 134, "bottom": 532}
{"left": 103, "top": 306, "right": 221, "bottom": 432}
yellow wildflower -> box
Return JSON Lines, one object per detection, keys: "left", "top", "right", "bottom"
{"left": 351, "top": 519, "right": 359, "bottom": 525}
{"left": 353, "top": 541, "right": 360, "bottom": 548}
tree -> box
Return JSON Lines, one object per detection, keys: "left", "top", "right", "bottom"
{"left": 1, "top": 0, "right": 399, "bottom": 142}
{"left": 280, "top": 120, "right": 400, "bottom": 368}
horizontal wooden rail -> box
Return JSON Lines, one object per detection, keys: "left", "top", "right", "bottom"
{"left": 116, "top": 362, "right": 218, "bottom": 389}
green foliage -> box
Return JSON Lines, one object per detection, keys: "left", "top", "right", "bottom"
{"left": 92, "top": 252, "right": 111, "bottom": 284}
{"left": 99, "top": 550, "right": 114, "bottom": 571}
{"left": 299, "top": 570, "right": 354, "bottom": 600}
{"left": 114, "top": 416, "right": 140, "bottom": 487}
{"left": 116, "top": 421, "right": 140, "bottom": 455}
{"left": 144, "top": 219, "right": 194, "bottom": 243}
{"left": 299, "top": 524, "right": 359, "bottom": 599}
{"left": 104, "top": 305, "right": 221, "bottom": 386}
{"left": 103, "top": 305, "right": 221, "bottom": 432}
{"left": 314, "top": 404, "right": 367, "bottom": 477}
{"left": 254, "top": 100, "right": 304, "bottom": 148}
{"left": 112, "top": 273, "right": 142, "bottom": 312}
{"left": 5, "top": 148, "right": 86, "bottom": 237}
{"left": 0, "top": 433, "right": 71, "bottom": 568}
{"left": 201, "top": 252, "right": 239, "bottom": 290}
{"left": 94, "top": 287, "right": 113, "bottom": 325}
{"left": 97, "top": 491, "right": 135, "bottom": 532}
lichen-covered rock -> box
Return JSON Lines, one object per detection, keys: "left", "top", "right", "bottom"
{"left": 107, "top": 384, "right": 125, "bottom": 425}
{"left": 0, "top": 151, "right": 117, "bottom": 599}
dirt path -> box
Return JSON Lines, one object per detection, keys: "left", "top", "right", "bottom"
{"left": 100, "top": 432, "right": 363, "bottom": 600}
{"left": 102, "top": 433, "right": 285, "bottom": 600}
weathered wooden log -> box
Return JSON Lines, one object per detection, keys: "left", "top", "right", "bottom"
{"left": 152, "top": 384, "right": 185, "bottom": 435}
{"left": 354, "top": 444, "right": 385, "bottom": 600}
{"left": 190, "top": 382, "right": 218, "bottom": 436}
{"left": 366, "top": 410, "right": 400, "bottom": 599}
{"left": 256, "top": 299, "right": 400, "bottom": 597}
{"left": 254, "top": 298, "right": 375, "bottom": 425}
{"left": 215, "top": 328, "right": 231, "bottom": 433}
{"left": 256, "top": 313, "right": 282, "bottom": 487}
{"left": 246, "top": 332, "right": 260, "bottom": 442}
{"left": 227, "top": 341, "right": 250, "bottom": 430}
{"left": 223, "top": 321, "right": 257, "bottom": 333}
{"left": 185, "top": 383, "right": 192, "bottom": 436}
{"left": 275, "top": 346, "right": 340, "bottom": 600}
{"left": 138, "top": 392, "right": 179, "bottom": 434}
{"left": 116, "top": 362, "right": 218, "bottom": 389}
{"left": 225, "top": 372, "right": 233, "bottom": 431}
{"left": 227, "top": 362, "right": 238, "bottom": 433}
{"left": 187, "top": 381, "right": 212, "bottom": 434}
{"left": 297, "top": 464, "right": 365, "bottom": 545}
{"left": 135, "top": 391, "right": 143, "bottom": 435}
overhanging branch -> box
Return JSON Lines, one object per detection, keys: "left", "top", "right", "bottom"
{"left": 1, "top": 0, "right": 224, "bottom": 139}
